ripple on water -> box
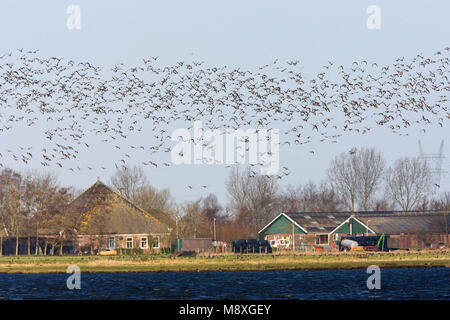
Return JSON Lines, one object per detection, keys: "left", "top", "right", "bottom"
{"left": 0, "top": 267, "right": 448, "bottom": 299}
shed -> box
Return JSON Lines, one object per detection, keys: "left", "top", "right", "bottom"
{"left": 258, "top": 210, "right": 450, "bottom": 250}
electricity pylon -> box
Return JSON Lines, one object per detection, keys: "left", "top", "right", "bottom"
{"left": 418, "top": 140, "right": 446, "bottom": 189}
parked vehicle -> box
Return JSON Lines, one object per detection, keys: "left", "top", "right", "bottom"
{"left": 257, "top": 240, "right": 272, "bottom": 253}
{"left": 232, "top": 239, "right": 248, "bottom": 253}
{"left": 339, "top": 234, "right": 388, "bottom": 251}
{"left": 231, "top": 239, "right": 272, "bottom": 253}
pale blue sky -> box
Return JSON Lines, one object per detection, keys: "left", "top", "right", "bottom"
{"left": 0, "top": 1, "right": 449, "bottom": 205}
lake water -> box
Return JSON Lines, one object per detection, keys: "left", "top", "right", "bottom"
{"left": 0, "top": 267, "right": 448, "bottom": 299}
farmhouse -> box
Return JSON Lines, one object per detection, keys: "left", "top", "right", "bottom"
{"left": 258, "top": 211, "right": 450, "bottom": 251}
{"left": 71, "top": 180, "right": 172, "bottom": 254}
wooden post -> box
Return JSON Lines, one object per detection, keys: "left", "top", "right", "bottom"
{"left": 27, "top": 236, "right": 31, "bottom": 256}
{"left": 0, "top": 236, "right": 2, "bottom": 256}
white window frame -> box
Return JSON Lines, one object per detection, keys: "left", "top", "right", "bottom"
{"left": 109, "top": 237, "right": 115, "bottom": 250}
{"left": 126, "top": 237, "right": 133, "bottom": 249}
{"left": 140, "top": 237, "right": 148, "bottom": 249}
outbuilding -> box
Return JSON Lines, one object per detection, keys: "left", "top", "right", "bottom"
{"left": 259, "top": 211, "right": 449, "bottom": 251}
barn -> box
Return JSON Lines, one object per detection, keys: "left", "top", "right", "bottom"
{"left": 258, "top": 211, "right": 449, "bottom": 251}
{"left": 356, "top": 211, "right": 450, "bottom": 250}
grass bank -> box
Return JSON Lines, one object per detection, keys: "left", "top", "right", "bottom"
{"left": 0, "top": 250, "right": 449, "bottom": 273}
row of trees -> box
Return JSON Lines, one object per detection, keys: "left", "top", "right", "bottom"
{"left": 0, "top": 147, "right": 449, "bottom": 252}
{"left": 222, "top": 148, "right": 450, "bottom": 238}
{"left": 141, "top": 147, "right": 448, "bottom": 240}
{"left": 0, "top": 169, "right": 75, "bottom": 255}
{"left": 327, "top": 148, "right": 436, "bottom": 212}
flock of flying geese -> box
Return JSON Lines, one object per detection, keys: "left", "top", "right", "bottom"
{"left": 0, "top": 48, "right": 448, "bottom": 187}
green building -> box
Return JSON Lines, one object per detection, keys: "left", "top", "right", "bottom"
{"left": 258, "top": 211, "right": 449, "bottom": 251}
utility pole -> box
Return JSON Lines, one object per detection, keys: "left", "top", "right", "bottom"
{"left": 444, "top": 211, "right": 449, "bottom": 245}
{"left": 292, "top": 223, "right": 295, "bottom": 252}
{"left": 213, "top": 217, "right": 216, "bottom": 241}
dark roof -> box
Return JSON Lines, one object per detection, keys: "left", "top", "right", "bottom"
{"left": 283, "top": 212, "right": 352, "bottom": 233}
{"left": 274, "top": 211, "right": 450, "bottom": 235}
{"left": 355, "top": 212, "right": 450, "bottom": 234}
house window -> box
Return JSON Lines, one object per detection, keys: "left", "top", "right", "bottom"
{"left": 140, "top": 237, "right": 148, "bottom": 249}
{"left": 152, "top": 237, "right": 160, "bottom": 249}
{"left": 316, "top": 234, "right": 328, "bottom": 245}
{"left": 126, "top": 237, "right": 133, "bottom": 249}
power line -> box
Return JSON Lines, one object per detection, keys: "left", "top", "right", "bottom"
{"left": 418, "top": 140, "right": 447, "bottom": 189}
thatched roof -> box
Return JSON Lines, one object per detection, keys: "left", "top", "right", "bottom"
{"left": 69, "top": 180, "right": 170, "bottom": 235}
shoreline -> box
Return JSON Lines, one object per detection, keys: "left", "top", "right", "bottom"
{"left": 0, "top": 251, "right": 449, "bottom": 274}
{"left": 1, "top": 264, "right": 448, "bottom": 274}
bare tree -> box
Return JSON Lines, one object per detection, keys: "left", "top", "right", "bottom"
{"left": 201, "top": 194, "right": 222, "bottom": 221}
{"left": 176, "top": 194, "right": 223, "bottom": 239}
{"left": 0, "top": 168, "right": 27, "bottom": 255}
{"left": 430, "top": 192, "right": 450, "bottom": 211}
{"left": 276, "top": 180, "right": 343, "bottom": 213}
{"left": 134, "top": 186, "right": 175, "bottom": 211}
{"left": 178, "top": 200, "right": 204, "bottom": 238}
{"left": 110, "top": 165, "right": 148, "bottom": 200}
{"left": 385, "top": 157, "right": 433, "bottom": 211}
{"left": 133, "top": 185, "right": 177, "bottom": 228}
{"left": 301, "top": 181, "right": 320, "bottom": 212}
{"left": 373, "top": 198, "right": 393, "bottom": 211}
{"left": 327, "top": 152, "right": 359, "bottom": 211}
{"left": 430, "top": 192, "right": 450, "bottom": 244}
{"left": 226, "top": 166, "right": 278, "bottom": 236}
{"left": 327, "top": 148, "right": 385, "bottom": 211}
{"left": 356, "top": 148, "right": 386, "bottom": 211}
{"left": 276, "top": 184, "right": 304, "bottom": 212}
{"left": 316, "top": 181, "right": 345, "bottom": 212}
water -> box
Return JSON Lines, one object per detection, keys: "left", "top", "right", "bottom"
{"left": 0, "top": 267, "right": 448, "bottom": 299}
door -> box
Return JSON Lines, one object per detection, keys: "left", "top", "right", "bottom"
{"left": 109, "top": 237, "right": 115, "bottom": 250}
